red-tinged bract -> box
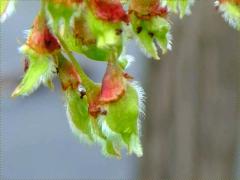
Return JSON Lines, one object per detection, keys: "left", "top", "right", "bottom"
{"left": 89, "top": 0, "right": 129, "bottom": 23}
{"left": 50, "top": 0, "right": 83, "bottom": 6}
{"left": 27, "top": 15, "right": 60, "bottom": 54}
{"left": 99, "top": 62, "right": 126, "bottom": 103}
{"left": 58, "top": 58, "right": 81, "bottom": 91}
{"left": 129, "top": 0, "right": 168, "bottom": 19}
{"left": 219, "top": 0, "right": 240, "bottom": 5}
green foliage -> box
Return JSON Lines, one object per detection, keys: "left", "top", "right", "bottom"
{"left": 65, "top": 82, "right": 142, "bottom": 157}
{"left": 86, "top": 9, "right": 123, "bottom": 51}
{"left": 2, "top": 0, "right": 239, "bottom": 158}
{"left": 65, "top": 89, "right": 93, "bottom": 141}
{"left": 130, "top": 13, "right": 171, "bottom": 60}
{"left": 46, "top": 1, "right": 123, "bottom": 61}
{"left": 161, "top": 0, "right": 195, "bottom": 18}
{"left": 12, "top": 45, "right": 56, "bottom": 97}
{"left": 91, "top": 117, "right": 120, "bottom": 157}
{"left": 104, "top": 84, "right": 142, "bottom": 156}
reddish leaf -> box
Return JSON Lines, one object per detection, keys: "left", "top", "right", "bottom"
{"left": 27, "top": 15, "right": 60, "bottom": 54}
{"left": 89, "top": 0, "right": 129, "bottom": 23}
{"left": 99, "top": 62, "right": 126, "bottom": 103}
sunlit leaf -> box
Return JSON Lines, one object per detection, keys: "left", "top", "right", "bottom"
{"left": 12, "top": 45, "right": 56, "bottom": 97}
{"left": 65, "top": 89, "right": 93, "bottom": 142}
{"left": 103, "top": 84, "right": 143, "bottom": 157}
{"left": 46, "top": 0, "right": 82, "bottom": 33}
{"left": 161, "top": 0, "right": 195, "bottom": 18}
{"left": 86, "top": 9, "right": 123, "bottom": 53}
{"left": 91, "top": 118, "right": 121, "bottom": 157}
{"left": 46, "top": 1, "right": 121, "bottom": 61}
{"left": 66, "top": 83, "right": 121, "bottom": 157}
{"left": 130, "top": 13, "right": 171, "bottom": 60}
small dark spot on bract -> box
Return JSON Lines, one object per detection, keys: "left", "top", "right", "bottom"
{"left": 148, "top": 32, "right": 154, "bottom": 37}
{"left": 116, "top": 29, "right": 123, "bottom": 35}
{"left": 136, "top": 26, "right": 142, "bottom": 34}
{"left": 80, "top": 90, "right": 86, "bottom": 99}
{"left": 100, "top": 109, "right": 108, "bottom": 115}
{"left": 45, "top": 39, "right": 52, "bottom": 47}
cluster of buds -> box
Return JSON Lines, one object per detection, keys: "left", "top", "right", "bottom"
{"left": 1, "top": 0, "right": 239, "bottom": 158}
{"left": 12, "top": 13, "right": 60, "bottom": 97}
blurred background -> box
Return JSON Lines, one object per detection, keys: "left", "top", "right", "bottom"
{"left": 1, "top": 0, "right": 240, "bottom": 179}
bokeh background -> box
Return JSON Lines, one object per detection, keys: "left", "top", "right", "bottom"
{"left": 1, "top": 0, "right": 240, "bottom": 179}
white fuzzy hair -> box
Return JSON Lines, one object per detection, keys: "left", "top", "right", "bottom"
{"left": 13, "top": 46, "right": 56, "bottom": 97}
{"left": 166, "top": 31, "right": 173, "bottom": 51}
{"left": 160, "top": 0, "right": 195, "bottom": 17}
{"left": 131, "top": 81, "right": 146, "bottom": 134}
{"left": 66, "top": 102, "right": 93, "bottom": 145}
{"left": 23, "top": 59, "right": 56, "bottom": 96}
{"left": 118, "top": 48, "right": 136, "bottom": 69}
{"left": 124, "top": 54, "right": 135, "bottom": 69}
{"left": 183, "top": 0, "right": 195, "bottom": 17}
{"left": 23, "top": 29, "right": 31, "bottom": 39}
{"left": 98, "top": 82, "right": 145, "bottom": 156}
{"left": 98, "top": 115, "right": 125, "bottom": 148}
{"left": 129, "top": 20, "right": 172, "bottom": 60}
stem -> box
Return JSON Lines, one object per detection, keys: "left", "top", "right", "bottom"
{"left": 40, "top": 0, "right": 46, "bottom": 16}
{"left": 56, "top": 34, "right": 96, "bottom": 91}
{"left": 39, "top": 0, "right": 96, "bottom": 91}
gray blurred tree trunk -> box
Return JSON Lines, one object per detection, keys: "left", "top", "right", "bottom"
{"left": 140, "top": 1, "right": 240, "bottom": 178}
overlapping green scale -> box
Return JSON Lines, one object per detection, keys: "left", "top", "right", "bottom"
{"left": 161, "top": 0, "right": 194, "bottom": 18}
{"left": 65, "top": 86, "right": 122, "bottom": 157}
{"left": 130, "top": 13, "right": 171, "bottom": 60}
{"left": 46, "top": 0, "right": 123, "bottom": 61}
{"left": 64, "top": 82, "right": 142, "bottom": 157}
{"left": 103, "top": 84, "right": 143, "bottom": 157}
{"left": 65, "top": 89, "right": 94, "bottom": 142}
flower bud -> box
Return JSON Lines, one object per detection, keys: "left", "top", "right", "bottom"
{"left": 160, "top": 0, "right": 194, "bottom": 18}
{"left": 12, "top": 45, "right": 56, "bottom": 97}
{"left": 99, "top": 62, "right": 127, "bottom": 103}
{"left": 58, "top": 54, "right": 81, "bottom": 91}
{"left": 89, "top": 0, "right": 129, "bottom": 23}
{"left": 130, "top": 13, "right": 171, "bottom": 59}
{"left": 27, "top": 14, "right": 60, "bottom": 54}
{"left": 129, "top": 0, "right": 168, "bottom": 19}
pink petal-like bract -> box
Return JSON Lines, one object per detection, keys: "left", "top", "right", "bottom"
{"left": 27, "top": 15, "right": 60, "bottom": 54}
{"left": 99, "top": 62, "right": 125, "bottom": 103}
{"left": 90, "top": 0, "right": 129, "bottom": 23}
